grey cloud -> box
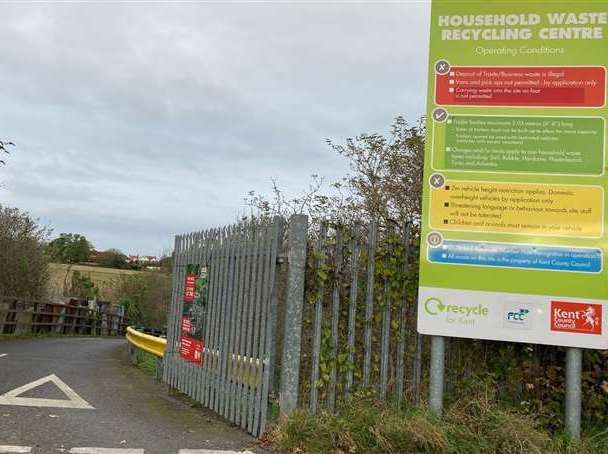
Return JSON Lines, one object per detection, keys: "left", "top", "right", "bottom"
{"left": 0, "top": 2, "right": 430, "bottom": 253}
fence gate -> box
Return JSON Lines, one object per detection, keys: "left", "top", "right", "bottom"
{"left": 163, "top": 218, "right": 283, "bottom": 437}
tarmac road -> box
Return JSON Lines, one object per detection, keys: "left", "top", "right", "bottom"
{"left": 0, "top": 337, "right": 260, "bottom": 454}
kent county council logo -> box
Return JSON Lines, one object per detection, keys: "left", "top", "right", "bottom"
{"left": 550, "top": 301, "right": 602, "bottom": 335}
{"left": 503, "top": 303, "right": 532, "bottom": 330}
{"left": 424, "top": 297, "right": 489, "bottom": 327}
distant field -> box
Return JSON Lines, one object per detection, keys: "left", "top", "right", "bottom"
{"left": 48, "top": 263, "right": 143, "bottom": 300}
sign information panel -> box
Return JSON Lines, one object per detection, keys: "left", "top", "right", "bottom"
{"left": 418, "top": 1, "right": 608, "bottom": 349}
{"left": 179, "top": 264, "right": 208, "bottom": 364}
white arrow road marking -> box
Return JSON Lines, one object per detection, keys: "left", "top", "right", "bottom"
{"left": 0, "top": 374, "right": 94, "bottom": 409}
{"left": 0, "top": 354, "right": 7, "bottom": 358}
{"left": 0, "top": 446, "right": 31, "bottom": 453}
{"left": 69, "top": 449, "right": 144, "bottom": 454}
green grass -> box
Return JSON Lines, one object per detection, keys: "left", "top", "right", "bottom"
{"left": 131, "top": 348, "right": 158, "bottom": 375}
{"left": 270, "top": 392, "right": 607, "bottom": 453}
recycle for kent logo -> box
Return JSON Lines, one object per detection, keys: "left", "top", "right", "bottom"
{"left": 424, "top": 297, "right": 489, "bottom": 317}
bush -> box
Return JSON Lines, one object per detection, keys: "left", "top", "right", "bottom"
{"left": 94, "top": 248, "right": 129, "bottom": 269}
{"left": 0, "top": 204, "right": 50, "bottom": 298}
{"left": 65, "top": 270, "right": 99, "bottom": 300}
{"left": 113, "top": 272, "right": 171, "bottom": 328}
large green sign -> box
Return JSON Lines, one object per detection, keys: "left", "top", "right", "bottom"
{"left": 418, "top": 0, "right": 608, "bottom": 349}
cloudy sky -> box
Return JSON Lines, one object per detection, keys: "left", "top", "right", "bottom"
{"left": 0, "top": 1, "right": 430, "bottom": 255}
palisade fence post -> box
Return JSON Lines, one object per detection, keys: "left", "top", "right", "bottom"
{"left": 565, "top": 347, "right": 582, "bottom": 440}
{"left": 309, "top": 222, "right": 328, "bottom": 415}
{"left": 429, "top": 335, "right": 445, "bottom": 416}
{"left": 259, "top": 217, "right": 285, "bottom": 434}
{"left": 327, "top": 226, "right": 343, "bottom": 410}
{"left": 395, "top": 222, "right": 411, "bottom": 404}
{"left": 362, "top": 220, "right": 378, "bottom": 387}
{"left": 266, "top": 216, "right": 285, "bottom": 400}
{"left": 279, "top": 214, "right": 308, "bottom": 416}
{"left": 344, "top": 224, "right": 360, "bottom": 397}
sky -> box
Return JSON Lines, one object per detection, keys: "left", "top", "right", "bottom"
{"left": 0, "top": 1, "right": 431, "bottom": 255}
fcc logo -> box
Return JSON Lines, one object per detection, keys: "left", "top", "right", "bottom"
{"left": 503, "top": 302, "right": 532, "bottom": 330}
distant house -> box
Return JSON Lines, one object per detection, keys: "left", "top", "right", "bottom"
{"left": 126, "top": 255, "right": 159, "bottom": 264}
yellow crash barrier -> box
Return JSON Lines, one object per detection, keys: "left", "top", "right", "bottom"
{"left": 126, "top": 326, "right": 166, "bottom": 358}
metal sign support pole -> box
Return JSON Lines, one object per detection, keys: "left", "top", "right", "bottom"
{"left": 565, "top": 347, "right": 582, "bottom": 440}
{"left": 429, "top": 335, "right": 445, "bottom": 416}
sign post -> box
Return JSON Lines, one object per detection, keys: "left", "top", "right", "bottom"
{"left": 565, "top": 347, "right": 583, "bottom": 439}
{"left": 429, "top": 335, "right": 445, "bottom": 416}
{"left": 419, "top": 0, "right": 608, "bottom": 436}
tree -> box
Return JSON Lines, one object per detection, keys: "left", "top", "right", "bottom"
{"left": 46, "top": 233, "right": 93, "bottom": 264}
{"left": 326, "top": 115, "right": 424, "bottom": 225}
{"left": 0, "top": 139, "right": 14, "bottom": 166}
{"left": 113, "top": 272, "right": 171, "bottom": 328}
{"left": 245, "top": 116, "right": 425, "bottom": 228}
{"left": 0, "top": 204, "right": 50, "bottom": 298}
{"left": 159, "top": 254, "right": 173, "bottom": 274}
{"left": 95, "top": 249, "right": 128, "bottom": 269}
{"left": 65, "top": 271, "right": 99, "bottom": 300}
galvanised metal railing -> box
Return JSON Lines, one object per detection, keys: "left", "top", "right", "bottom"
{"left": 161, "top": 215, "right": 421, "bottom": 439}
{"left": 163, "top": 217, "right": 287, "bottom": 438}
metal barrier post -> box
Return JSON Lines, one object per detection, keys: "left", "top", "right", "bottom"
{"left": 279, "top": 214, "right": 308, "bottom": 416}
{"left": 128, "top": 342, "right": 138, "bottom": 365}
{"left": 155, "top": 357, "right": 164, "bottom": 382}
{"left": 565, "top": 347, "right": 582, "bottom": 440}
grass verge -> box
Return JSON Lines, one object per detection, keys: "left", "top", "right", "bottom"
{"left": 270, "top": 392, "right": 608, "bottom": 453}
{"left": 131, "top": 348, "right": 158, "bottom": 375}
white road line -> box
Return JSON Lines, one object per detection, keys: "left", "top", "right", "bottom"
{"left": 0, "top": 374, "right": 94, "bottom": 409}
{"left": 0, "top": 446, "right": 32, "bottom": 453}
{"left": 69, "top": 449, "right": 145, "bottom": 454}
{"left": 178, "top": 450, "right": 255, "bottom": 454}
{"left": 0, "top": 354, "right": 7, "bottom": 358}
{"left": 0, "top": 448, "right": 255, "bottom": 453}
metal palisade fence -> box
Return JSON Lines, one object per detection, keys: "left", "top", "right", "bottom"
{"left": 300, "top": 220, "right": 422, "bottom": 414}
{"left": 163, "top": 215, "right": 422, "bottom": 437}
{"left": 164, "top": 217, "right": 284, "bottom": 437}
